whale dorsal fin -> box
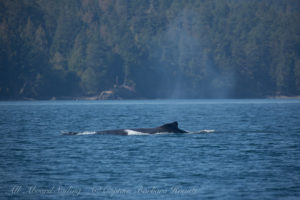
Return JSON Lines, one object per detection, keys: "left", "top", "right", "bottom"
{"left": 160, "top": 121, "right": 178, "bottom": 129}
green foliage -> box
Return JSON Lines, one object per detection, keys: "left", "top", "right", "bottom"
{"left": 0, "top": 0, "right": 299, "bottom": 99}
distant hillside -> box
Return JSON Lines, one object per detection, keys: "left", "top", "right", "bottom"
{"left": 0, "top": 0, "right": 299, "bottom": 99}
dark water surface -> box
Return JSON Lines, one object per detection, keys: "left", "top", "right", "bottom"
{"left": 1, "top": 99, "right": 300, "bottom": 199}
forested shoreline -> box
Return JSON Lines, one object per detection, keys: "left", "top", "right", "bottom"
{"left": 0, "top": 0, "right": 299, "bottom": 100}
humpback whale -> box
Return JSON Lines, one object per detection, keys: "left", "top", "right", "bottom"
{"left": 63, "top": 121, "right": 187, "bottom": 135}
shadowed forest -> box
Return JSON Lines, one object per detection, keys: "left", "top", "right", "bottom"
{"left": 0, "top": 0, "right": 299, "bottom": 99}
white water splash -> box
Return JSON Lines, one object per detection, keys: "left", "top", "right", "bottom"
{"left": 188, "top": 130, "right": 215, "bottom": 134}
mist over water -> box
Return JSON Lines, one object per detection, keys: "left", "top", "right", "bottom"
{"left": 147, "top": 9, "right": 236, "bottom": 99}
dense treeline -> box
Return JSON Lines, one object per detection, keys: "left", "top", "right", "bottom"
{"left": 0, "top": 0, "right": 299, "bottom": 99}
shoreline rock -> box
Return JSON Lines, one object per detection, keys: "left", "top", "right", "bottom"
{"left": 97, "top": 85, "right": 136, "bottom": 100}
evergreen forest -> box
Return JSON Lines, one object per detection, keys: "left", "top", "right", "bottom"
{"left": 0, "top": 0, "right": 299, "bottom": 99}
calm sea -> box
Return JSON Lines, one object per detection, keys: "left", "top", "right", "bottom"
{"left": 0, "top": 99, "right": 299, "bottom": 199}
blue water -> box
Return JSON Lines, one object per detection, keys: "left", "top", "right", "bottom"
{"left": 0, "top": 99, "right": 300, "bottom": 199}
